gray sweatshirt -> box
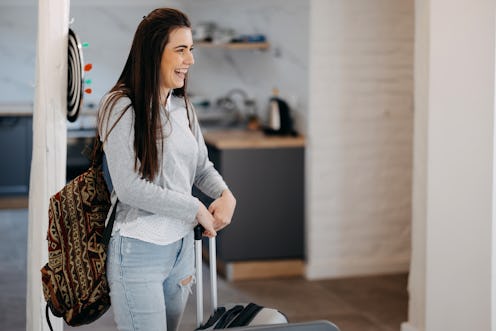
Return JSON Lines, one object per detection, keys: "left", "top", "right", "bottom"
{"left": 100, "top": 93, "right": 227, "bottom": 245}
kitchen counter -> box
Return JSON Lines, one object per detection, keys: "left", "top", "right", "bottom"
{"left": 0, "top": 104, "right": 32, "bottom": 116}
{"left": 203, "top": 129, "right": 305, "bottom": 149}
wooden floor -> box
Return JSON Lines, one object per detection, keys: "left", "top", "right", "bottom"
{"left": 0, "top": 208, "right": 408, "bottom": 331}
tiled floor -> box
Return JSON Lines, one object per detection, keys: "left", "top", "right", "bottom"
{"left": 0, "top": 209, "right": 408, "bottom": 331}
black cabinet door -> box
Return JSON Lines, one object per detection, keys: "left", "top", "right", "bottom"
{"left": 206, "top": 146, "right": 304, "bottom": 262}
{"left": 0, "top": 117, "right": 32, "bottom": 196}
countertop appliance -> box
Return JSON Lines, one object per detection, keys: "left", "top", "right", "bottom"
{"left": 264, "top": 91, "right": 297, "bottom": 136}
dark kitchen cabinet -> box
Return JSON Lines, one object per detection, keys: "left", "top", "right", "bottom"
{"left": 0, "top": 114, "right": 94, "bottom": 196}
{"left": 66, "top": 134, "right": 93, "bottom": 182}
{"left": 0, "top": 116, "right": 32, "bottom": 196}
{"left": 197, "top": 130, "right": 305, "bottom": 279}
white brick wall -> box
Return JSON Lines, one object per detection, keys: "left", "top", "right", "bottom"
{"left": 306, "top": 0, "right": 414, "bottom": 279}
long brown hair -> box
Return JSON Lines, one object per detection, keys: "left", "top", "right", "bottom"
{"left": 98, "top": 8, "right": 192, "bottom": 180}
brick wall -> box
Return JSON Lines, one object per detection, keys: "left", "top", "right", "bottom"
{"left": 306, "top": 0, "right": 414, "bottom": 279}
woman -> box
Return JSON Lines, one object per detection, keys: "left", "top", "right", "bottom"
{"left": 97, "top": 8, "right": 236, "bottom": 331}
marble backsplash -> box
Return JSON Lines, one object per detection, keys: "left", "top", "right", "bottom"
{"left": 0, "top": 0, "right": 308, "bottom": 132}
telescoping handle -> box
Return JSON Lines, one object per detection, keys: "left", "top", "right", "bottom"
{"left": 194, "top": 225, "right": 218, "bottom": 329}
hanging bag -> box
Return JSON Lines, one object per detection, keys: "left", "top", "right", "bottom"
{"left": 40, "top": 136, "right": 117, "bottom": 329}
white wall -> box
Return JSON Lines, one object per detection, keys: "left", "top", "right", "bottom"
{"left": 0, "top": 0, "right": 309, "bottom": 133}
{"left": 307, "top": 0, "right": 414, "bottom": 279}
{"left": 404, "top": 0, "right": 496, "bottom": 330}
{"left": 0, "top": 4, "right": 38, "bottom": 102}
{"left": 183, "top": 0, "right": 309, "bottom": 133}
{"left": 0, "top": 0, "right": 181, "bottom": 104}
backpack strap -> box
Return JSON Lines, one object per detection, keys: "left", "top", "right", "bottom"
{"left": 184, "top": 97, "right": 197, "bottom": 136}
{"left": 82, "top": 132, "right": 117, "bottom": 247}
{"left": 102, "top": 201, "right": 118, "bottom": 247}
{"left": 90, "top": 135, "right": 104, "bottom": 167}
{"left": 80, "top": 135, "right": 104, "bottom": 167}
{"left": 45, "top": 304, "right": 54, "bottom": 331}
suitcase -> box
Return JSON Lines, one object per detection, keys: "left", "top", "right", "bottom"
{"left": 222, "top": 321, "right": 341, "bottom": 331}
{"left": 193, "top": 226, "right": 341, "bottom": 331}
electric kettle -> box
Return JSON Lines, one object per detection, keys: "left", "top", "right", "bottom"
{"left": 264, "top": 88, "right": 297, "bottom": 136}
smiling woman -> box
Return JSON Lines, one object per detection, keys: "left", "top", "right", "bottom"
{"left": 96, "top": 7, "right": 236, "bottom": 331}
{"left": 160, "top": 27, "right": 195, "bottom": 94}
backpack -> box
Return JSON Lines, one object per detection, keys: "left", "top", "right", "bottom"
{"left": 40, "top": 137, "right": 117, "bottom": 329}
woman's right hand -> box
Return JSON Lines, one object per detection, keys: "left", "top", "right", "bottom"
{"left": 196, "top": 203, "right": 217, "bottom": 237}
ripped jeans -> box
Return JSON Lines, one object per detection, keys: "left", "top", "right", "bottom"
{"left": 107, "top": 231, "right": 194, "bottom": 331}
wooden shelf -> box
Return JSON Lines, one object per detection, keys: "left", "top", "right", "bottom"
{"left": 195, "top": 41, "right": 269, "bottom": 50}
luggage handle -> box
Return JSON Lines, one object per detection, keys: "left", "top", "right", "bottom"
{"left": 194, "top": 225, "right": 218, "bottom": 329}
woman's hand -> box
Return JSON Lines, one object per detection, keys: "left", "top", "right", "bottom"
{"left": 196, "top": 203, "right": 217, "bottom": 237}
{"left": 208, "top": 189, "right": 236, "bottom": 232}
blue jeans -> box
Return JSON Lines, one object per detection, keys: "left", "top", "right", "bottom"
{"left": 107, "top": 231, "right": 195, "bottom": 331}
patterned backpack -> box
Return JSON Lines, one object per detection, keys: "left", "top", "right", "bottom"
{"left": 40, "top": 138, "right": 116, "bottom": 329}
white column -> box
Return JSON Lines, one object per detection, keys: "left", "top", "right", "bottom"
{"left": 401, "top": 0, "right": 429, "bottom": 330}
{"left": 27, "top": 0, "right": 69, "bottom": 330}
{"left": 404, "top": 0, "right": 496, "bottom": 330}
{"left": 307, "top": 0, "right": 414, "bottom": 279}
